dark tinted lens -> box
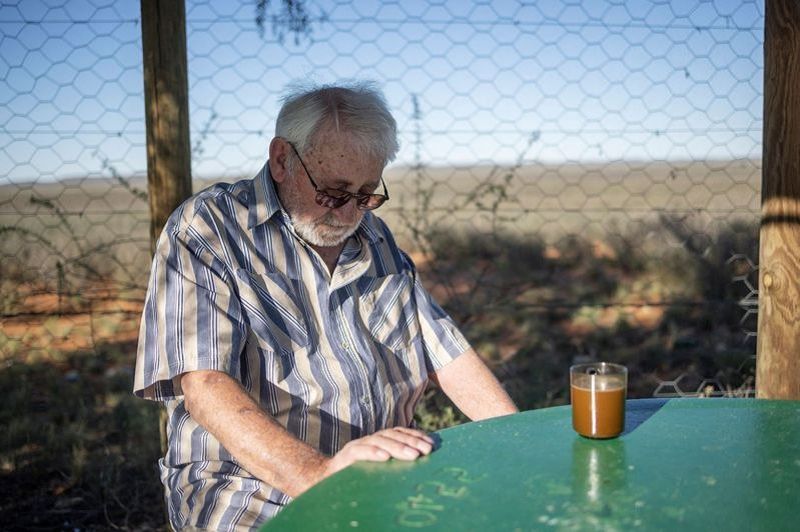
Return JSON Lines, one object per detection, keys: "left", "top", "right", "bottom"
{"left": 316, "top": 191, "right": 350, "bottom": 209}
{"left": 315, "top": 189, "right": 387, "bottom": 210}
{"left": 358, "top": 194, "right": 387, "bottom": 210}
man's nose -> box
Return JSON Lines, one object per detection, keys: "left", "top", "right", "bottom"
{"left": 335, "top": 197, "right": 360, "bottom": 220}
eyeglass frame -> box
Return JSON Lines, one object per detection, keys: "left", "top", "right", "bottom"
{"left": 285, "top": 140, "right": 390, "bottom": 211}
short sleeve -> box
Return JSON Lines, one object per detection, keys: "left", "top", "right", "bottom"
{"left": 412, "top": 271, "right": 472, "bottom": 371}
{"left": 133, "top": 217, "right": 246, "bottom": 401}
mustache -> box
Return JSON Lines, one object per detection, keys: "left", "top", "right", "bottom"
{"left": 319, "top": 213, "right": 361, "bottom": 229}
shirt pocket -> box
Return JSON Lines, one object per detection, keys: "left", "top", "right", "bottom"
{"left": 234, "top": 268, "right": 310, "bottom": 357}
{"left": 359, "top": 272, "right": 421, "bottom": 352}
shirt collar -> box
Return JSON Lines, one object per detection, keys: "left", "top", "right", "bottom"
{"left": 356, "top": 212, "right": 383, "bottom": 245}
{"left": 248, "top": 161, "right": 283, "bottom": 229}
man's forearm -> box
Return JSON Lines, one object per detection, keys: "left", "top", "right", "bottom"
{"left": 181, "top": 370, "right": 326, "bottom": 497}
{"left": 432, "top": 349, "right": 518, "bottom": 420}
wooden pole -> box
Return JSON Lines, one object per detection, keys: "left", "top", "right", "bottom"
{"left": 757, "top": 0, "right": 800, "bottom": 399}
{"left": 141, "top": 0, "right": 192, "bottom": 253}
{"left": 140, "top": 1, "right": 192, "bottom": 504}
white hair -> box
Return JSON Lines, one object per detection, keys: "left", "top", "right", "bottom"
{"left": 275, "top": 80, "right": 399, "bottom": 166}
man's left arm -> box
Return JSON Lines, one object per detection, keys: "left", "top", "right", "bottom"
{"left": 430, "top": 349, "right": 518, "bottom": 420}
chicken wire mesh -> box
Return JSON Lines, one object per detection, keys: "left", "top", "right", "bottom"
{"left": 1, "top": 0, "right": 762, "bottom": 400}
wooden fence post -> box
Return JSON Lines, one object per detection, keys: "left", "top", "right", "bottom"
{"left": 141, "top": 0, "right": 192, "bottom": 253}
{"left": 140, "top": 0, "right": 192, "bottom": 491}
{"left": 757, "top": 0, "right": 800, "bottom": 399}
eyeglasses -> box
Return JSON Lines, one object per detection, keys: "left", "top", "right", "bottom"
{"left": 287, "top": 141, "right": 389, "bottom": 210}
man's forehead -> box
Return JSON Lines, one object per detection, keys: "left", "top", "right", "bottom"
{"left": 304, "top": 142, "right": 382, "bottom": 188}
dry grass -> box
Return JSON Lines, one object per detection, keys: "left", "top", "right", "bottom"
{"left": 0, "top": 340, "right": 166, "bottom": 531}
{"left": 414, "top": 219, "right": 757, "bottom": 428}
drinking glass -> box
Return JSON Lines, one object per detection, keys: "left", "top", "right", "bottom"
{"left": 570, "top": 362, "right": 627, "bottom": 439}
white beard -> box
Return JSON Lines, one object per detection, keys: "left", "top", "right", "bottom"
{"left": 289, "top": 211, "right": 361, "bottom": 247}
{"left": 279, "top": 167, "right": 364, "bottom": 247}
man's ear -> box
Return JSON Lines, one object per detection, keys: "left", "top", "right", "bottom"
{"left": 269, "top": 138, "right": 289, "bottom": 183}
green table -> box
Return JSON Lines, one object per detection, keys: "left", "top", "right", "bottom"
{"left": 265, "top": 399, "right": 800, "bottom": 531}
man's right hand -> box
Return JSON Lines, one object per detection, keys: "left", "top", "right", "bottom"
{"left": 182, "top": 370, "right": 436, "bottom": 497}
{"left": 322, "top": 427, "right": 435, "bottom": 479}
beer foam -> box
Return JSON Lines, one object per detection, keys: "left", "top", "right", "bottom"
{"left": 572, "top": 373, "right": 626, "bottom": 391}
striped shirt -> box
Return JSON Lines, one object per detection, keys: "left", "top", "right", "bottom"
{"left": 133, "top": 162, "right": 470, "bottom": 531}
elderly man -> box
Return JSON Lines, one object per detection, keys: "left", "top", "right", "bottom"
{"left": 134, "top": 81, "right": 517, "bottom": 531}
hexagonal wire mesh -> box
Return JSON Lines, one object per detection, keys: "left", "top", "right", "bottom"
{"left": 0, "top": 0, "right": 761, "bottom": 399}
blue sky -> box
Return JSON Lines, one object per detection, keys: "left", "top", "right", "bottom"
{"left": 0, "top": 0, "right": 765, "bottom": 183}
